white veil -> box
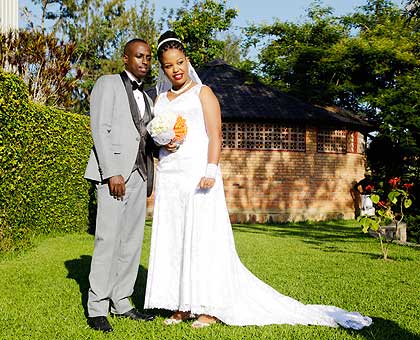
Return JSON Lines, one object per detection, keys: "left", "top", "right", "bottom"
{"left": 156, "top": 62, "right": 202, "bottom": 95}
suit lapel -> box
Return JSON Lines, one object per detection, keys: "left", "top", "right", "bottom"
{"left": 120, "top": 71, "right": 142, "bottom": 132}
{"left": 142, "top": 92, "right": 153, "bottom": 124}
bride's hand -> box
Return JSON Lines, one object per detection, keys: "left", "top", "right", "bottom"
{"left": 198, "top": 177, "right": 215, "bottom": 189}
{"left": 165, "top": 138, "right": 178, "bottom": 152}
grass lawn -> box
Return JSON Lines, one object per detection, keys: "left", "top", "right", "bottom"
{"left": 0, "top": 220, "right": 419, "bottom": 340}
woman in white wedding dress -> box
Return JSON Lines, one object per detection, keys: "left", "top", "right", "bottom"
{"left": 144, "top": 31, "right": 372, "bottom": 330}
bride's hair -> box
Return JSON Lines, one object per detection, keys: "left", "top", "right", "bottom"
{"left": 157, "top": 31, "right": 186, "bottom": 63}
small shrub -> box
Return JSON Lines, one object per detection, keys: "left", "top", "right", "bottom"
{"left": 357, "top": 177, "right": 415, "bottom": 260}
{"left": 406, "top": 214, "right": 420, "bottom": 243}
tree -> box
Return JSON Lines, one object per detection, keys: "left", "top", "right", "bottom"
{"left": 164, "top": 0, "right": 238, "bottom": 67}
{"left": 405, "top": 0, "right": 420, "bottom": 19}
{"left": 0, "top": 30, "right": 82, "bottom": 108}
{"left": 243, "top": 2, "right": 349, "bottom": 105}
{"left": 342, "top": 1, "right": 420, "bottom": 182}
{"left": 219, "top": 33, "right": 243, "bottom": 66}
{"left": 24, "top": 0, "right": 160, "bottom": 112}
{"left": 21, "top": 0, "right": 60, "bottom": 32}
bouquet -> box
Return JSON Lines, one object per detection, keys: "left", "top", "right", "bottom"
{"left": 147, "top": 112, "right": 188, "bottom": 146}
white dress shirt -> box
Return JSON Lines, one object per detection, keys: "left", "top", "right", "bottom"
{"left": 125, "top": 70, "right": 145, "bottom": 118}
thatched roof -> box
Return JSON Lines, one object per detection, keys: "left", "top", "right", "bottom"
{"left": 198, "top": 60, "right": 372, "bottom": 131}
{"left": 147, "top": 59, "right": 373, "bottom": 131}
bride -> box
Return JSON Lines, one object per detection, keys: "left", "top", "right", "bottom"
{"left": 143, "top": 30, "right": 372, "bottom": 330}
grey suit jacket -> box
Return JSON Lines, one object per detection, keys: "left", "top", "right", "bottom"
{"left": 84, "top": 74, "right": 155, "bottom": 194}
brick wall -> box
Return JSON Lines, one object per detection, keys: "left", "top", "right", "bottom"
{"left": 147, "top": 126, "right": 366, "bottom": 223}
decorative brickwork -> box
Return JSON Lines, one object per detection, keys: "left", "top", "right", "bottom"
{"left": 222, "top": 122, "right": 305, "bottom": 151}
{"left": 316, "top": 129, "right": 365, "bottom": 154}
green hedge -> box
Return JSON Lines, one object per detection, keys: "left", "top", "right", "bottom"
{"left": 0, "top": 72, "right": 93, "bottom": 252}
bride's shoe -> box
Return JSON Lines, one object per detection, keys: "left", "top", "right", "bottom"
{"left": 163, "top": 311, "right": 194, "bottom": 326}
{"left": 191, "top": 320, "right": 211, "bottom": 328}
{"left": 191, "top": 316, "right": 218, "bottom": 328}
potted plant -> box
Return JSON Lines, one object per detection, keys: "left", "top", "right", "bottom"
{"left": 358, "top": 177, "right": 414, "bottom": 260}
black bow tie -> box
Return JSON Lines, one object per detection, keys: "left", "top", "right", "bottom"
{"left": 131, "top": 80, "right": 144, "bottom": 92}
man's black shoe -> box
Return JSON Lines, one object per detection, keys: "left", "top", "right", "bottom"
{"left": 87, "top": 316, "right": 113, "bottom": 332}
{"left": 112, "top": 308, "right": 155, "bottom": 321}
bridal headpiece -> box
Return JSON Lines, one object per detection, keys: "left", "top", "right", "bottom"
{"left": 157, "top": 38, "right": 182, "bottom": 50}
{"left": 156, "top": 37, "right": 202, "bottom": 95}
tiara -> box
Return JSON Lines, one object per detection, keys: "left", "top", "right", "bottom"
{"left": 157, "top": 37, "right": 182, "bottom": 50}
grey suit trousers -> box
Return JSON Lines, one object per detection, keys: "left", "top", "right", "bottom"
{"left": 87, "top": 170, "right": 147, "bottom": 317}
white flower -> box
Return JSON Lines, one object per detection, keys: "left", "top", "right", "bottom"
{"left": 147, "top": 111, "right": 178, "bottom": 145}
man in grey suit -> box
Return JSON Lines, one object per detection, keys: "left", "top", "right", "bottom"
{"left": 84, "top": 39, "right": 156, "bottom": 332}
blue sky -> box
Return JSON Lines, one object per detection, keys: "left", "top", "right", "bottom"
{"left": 158, "top": 0, "right": 402, "bottom": 28}
{"left": 20, "top": 0, "right": 404, "bottom": 28}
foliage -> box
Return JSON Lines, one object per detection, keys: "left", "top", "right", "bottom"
{"left": 404, "top": 0, "right": 420, "bottom": 19}
{"left": 23, "top": 0, "right": 161, "bottom": 113}
{"left": 24, "top": 0, "right": 58, "bottom": 31}
{"left": 0, "top": 72, "right": 92, "bottom": 252}
{"left": 218, "top": 33, "right": 243, "bottom": 66}
{"left": 405, "top": 214, "right": 420, "bottom": 243}
{"left": 358, "top": 177, "right": 415, "bottom": 259}
{"left": 0, "top": 30, "right": 82, "bottom": 109}
{"left": 243, "top": 2, "right": 349, "bottom": 104}
{"left": 165, "top": 0, "right": 238, "bottom": 67}
{"left": 354, "top": 2, "right": 420, "bottom": 214}
{"left": 243, "top": 1, "right": 419, "bottom": 111}
{"left": 1, "top": 221, "right": 420, "bottom": 339}
{"left": 23, "top": 0, "right": 243, "bottom": 110}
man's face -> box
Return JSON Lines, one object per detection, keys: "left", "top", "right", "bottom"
{"left": 123, "top": 41, "right": 152, "bottom": 80}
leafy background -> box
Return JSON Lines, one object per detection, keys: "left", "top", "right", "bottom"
{"left": 0, "top": 72, "right": 93, "bottom": 251}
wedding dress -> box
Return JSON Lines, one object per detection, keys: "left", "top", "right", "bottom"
{"left": 144, "top": 84, "right": 372, "bottom": 329}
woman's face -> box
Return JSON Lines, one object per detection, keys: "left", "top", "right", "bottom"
{"left": 161, "top": 48, "right": 190, "bottom": 89}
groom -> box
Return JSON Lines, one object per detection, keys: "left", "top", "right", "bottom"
{"left": 84, "top": 38, "right": 156, "bottom": 332}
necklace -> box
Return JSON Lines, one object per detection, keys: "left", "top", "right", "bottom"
{"left": 170, "top": 79, "right": 192, "bottom": 95}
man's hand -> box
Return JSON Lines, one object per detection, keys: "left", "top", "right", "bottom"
{"left": 108, "top": 175, "right": 125, "bottom": 200}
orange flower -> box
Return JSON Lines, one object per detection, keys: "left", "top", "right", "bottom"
{"left": 173, "top": 115, "right": 188, "bottom": 141}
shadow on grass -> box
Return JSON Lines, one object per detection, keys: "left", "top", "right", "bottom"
{"left": 131, "top": 265, "right": 173, "bottom": 318}
{"left": 316, "top": 244, "right": 382, "bottom": 259}
{"left": 319, "top": 245, "right": 417, "bottom": 261}
{"left": 131, "top": 265, "right": 149, "bottom": 312}
{"left": 351, "top": 317, "right": 420, "bottom": 340}
{"left": 65, "top": 256, "right": 150, "bottom": 317}
{"left": 232, "top": 221, "right": 367, "bottom": 244}
{"left": 65, "top": 255, "right": 91, "bottom": 317}
{"left": 232, "top": 222, "right": 419, "bottom": 261}
{"left": 62, "top": 256, "right": 420, "bottom": 337}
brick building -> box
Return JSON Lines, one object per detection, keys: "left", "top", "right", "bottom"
{"left": 148, "top": 60, "right": 372, "bottom": 223}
